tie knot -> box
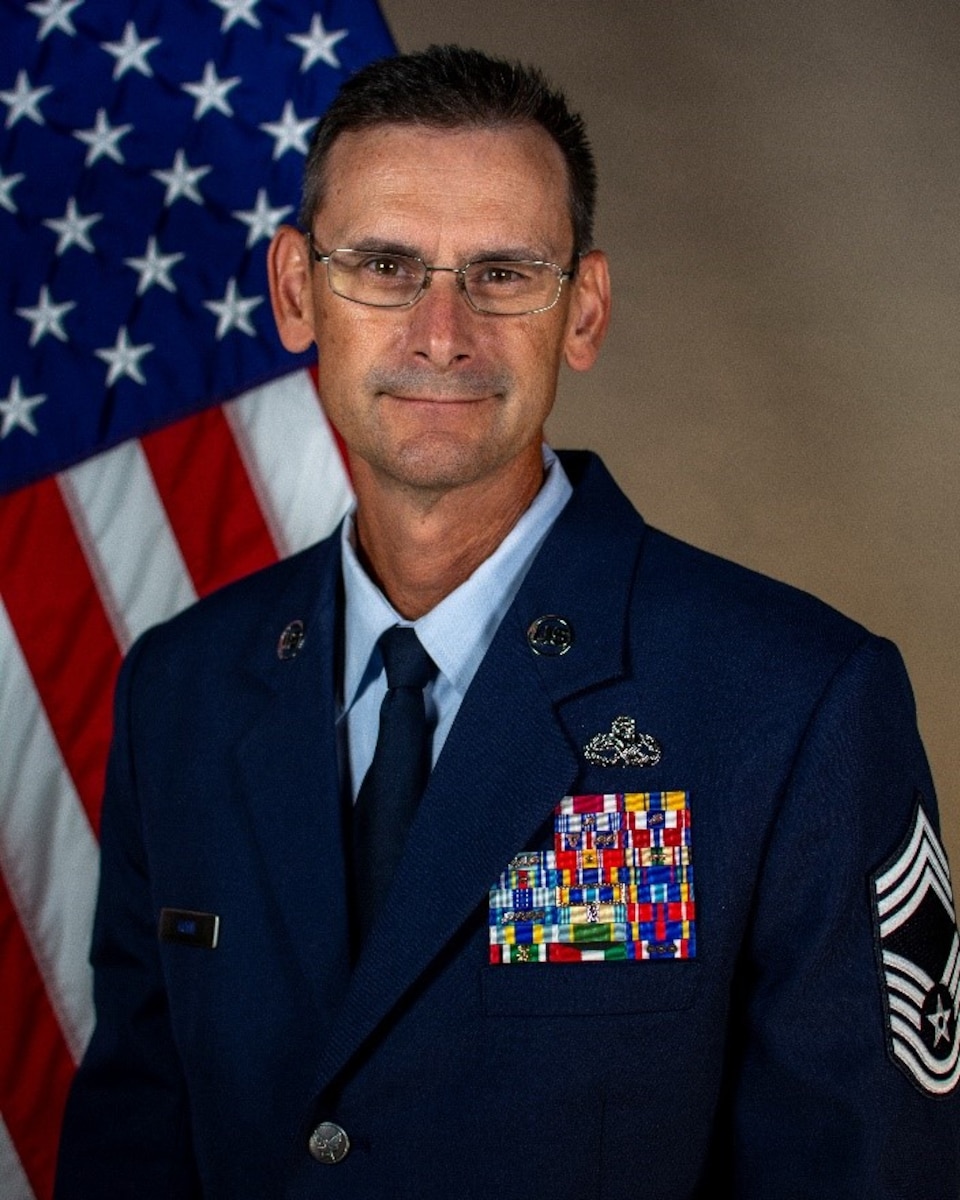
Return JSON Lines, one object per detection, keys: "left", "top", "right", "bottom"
{"left": 379, "top": 626, "right": 436, "bottom": 691}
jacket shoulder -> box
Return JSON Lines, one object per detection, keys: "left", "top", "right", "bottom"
{"left": 129, "top": 529, "right": 340, "bottom": 683}
{"left": 636, "top": 524, "right": 877, "bottom": 672}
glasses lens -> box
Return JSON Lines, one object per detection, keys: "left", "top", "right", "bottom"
{"left": 327, "top": 250, "right": 426, "bottom": 307}
{"left": 463, "top": 261, "right": 563, "bottom": 314}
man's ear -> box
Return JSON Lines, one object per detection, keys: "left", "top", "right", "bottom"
{"left": 563, "top": 249, "right": 611, "bottom": 372}
{"left": 268, "top": 225, "right": 317, "bottom": 353}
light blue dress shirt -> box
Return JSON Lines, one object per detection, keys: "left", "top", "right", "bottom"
{"left": 339, "top": 446, "right": 572, "bottom": 802}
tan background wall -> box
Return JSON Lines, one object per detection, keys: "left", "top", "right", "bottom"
{"left": 378, "top": 0, "right": 959, "bottom": 867}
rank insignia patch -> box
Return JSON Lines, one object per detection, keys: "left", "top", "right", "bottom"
{"left": 489, "top": 791, "right": 695, "bottom": 963}
{"left": 872, "top": 799, "right": 960, "bottom": 1096}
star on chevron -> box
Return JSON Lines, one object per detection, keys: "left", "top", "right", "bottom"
{"left": 926, "top": 993, "right": 953, "bottom": 1049}
{"left": 232, "top": 188, "right": 292, "bottom": 247}
{"left": 124, "top": 236, "right": 184, "bottom": 294}
{"left": 101, "top": 21, "right": 161, "bottom": 80}
{"left": 0, "top": 70, "right": 53, "bottom": 128}
{"left": 16, "top": 285, "right": 76, "bottom": 345}
{"left": 182, "top": 60, "right": 241, "bottom": 119}
{"left": 204, "top": 277, "right": 263, "bottom": 339}
{"left": 73, "top": 107, "right": 133, "bottom": 166}
{"left": 259, "top": 100, "right": 314, "bottom": 160}
{"left": 95, "top": 326, "right": 154, "bottom": 386}
{"left": 27, "top": 0, "right": 84, "bottom": 40}
{"left": 0, "top": 169, "right": 25, "bottom": 214}
{"left": 43, "top": 196, "right": 103, "bottom": 253}
{"left": 152, "top": 149, "right": 211, "bottom": 206}
{"left": 211, "top": 0, "right": 260, "bottom": 32}
{"left": 0, "top": 378, "right": 47, "bottom": 438}
{"left": 288, "top": 14, "right": 348, "bottom": 71}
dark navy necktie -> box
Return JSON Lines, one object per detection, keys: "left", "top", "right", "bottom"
{"left": 352, "top": 626, "right": 437, "bottom": 944}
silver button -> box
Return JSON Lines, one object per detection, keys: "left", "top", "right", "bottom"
{"left": 277, "top": 619, "right": 306, "bottom": 660}
{"left": 308, "top": 1121, "right": 350, "bottom": 1164}
{"left": 527, "top": 614, "right": 574, "bottom": 657}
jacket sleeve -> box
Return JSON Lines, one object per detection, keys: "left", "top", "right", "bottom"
{"left": 55, "top": 630, "right": 202, "bottom": 1199}
{"left": 727, "top": 634, "right": 960, "bottom": 1198}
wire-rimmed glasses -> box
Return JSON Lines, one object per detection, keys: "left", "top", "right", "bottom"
{"left": 307, "top": 236, "right": 575, "bottom": 316}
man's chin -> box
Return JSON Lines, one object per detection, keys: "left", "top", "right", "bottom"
{"left": 364, "top": 434, "right": 516, "bottom": 496}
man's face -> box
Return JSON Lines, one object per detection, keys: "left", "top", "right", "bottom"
{"left": 274, "top": 122, "right": 608, "bottom": 497}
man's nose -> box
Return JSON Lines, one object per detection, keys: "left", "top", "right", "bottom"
{"left": 406, "top": 268, "right": 476, "bottom": 368}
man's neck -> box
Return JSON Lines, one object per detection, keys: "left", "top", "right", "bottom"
{"left": 350, "top": 451, "right": 545, "bottom": 620}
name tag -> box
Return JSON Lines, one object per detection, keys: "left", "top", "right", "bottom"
{"left": 158, "top": 907, "right": 220, "bottom": 949}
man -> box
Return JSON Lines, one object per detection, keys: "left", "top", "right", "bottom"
{"left": 56, "top": 45, "right": 959, "bottom": 1198}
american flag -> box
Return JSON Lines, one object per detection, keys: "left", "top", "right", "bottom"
{"left": 0, "top": 2, "right": 393, "bottom": 1194}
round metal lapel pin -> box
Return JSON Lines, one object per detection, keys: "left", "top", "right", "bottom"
{"left": 527, "top": 615, "right": 574, "bottom": 657}
{"left": 277, "top": 619, "right": 306, "bottom": 660}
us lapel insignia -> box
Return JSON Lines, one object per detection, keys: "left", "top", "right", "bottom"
{"left": 277, "top": 619, "right": 306, "bottom": 660}
{"left": 489, "top": 791, "right": 695, "bottom": 963}
{"left": 584, "top": 716, "right": 662, "bottom": 768}
{"left": 872, "top": 797, "right": 960, "bottom": 1095}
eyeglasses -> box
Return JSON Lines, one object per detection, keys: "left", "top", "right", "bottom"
{"left": 306, "top": 235, "right": 575, "bottom": 316}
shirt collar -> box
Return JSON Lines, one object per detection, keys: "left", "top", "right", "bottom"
{"left": 340, "top": 444, "right": 571, "bottom": 713}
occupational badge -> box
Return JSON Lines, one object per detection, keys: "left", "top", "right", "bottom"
{"left": 872, "top": 798, "right": 960, "bottom": 1096}
{"left": 583, "top": 716, "right": 662, "bottom": 768}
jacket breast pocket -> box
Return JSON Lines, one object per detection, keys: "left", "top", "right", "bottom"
{"left": 481, "top": 959, "right": 699, "bottom": 1016}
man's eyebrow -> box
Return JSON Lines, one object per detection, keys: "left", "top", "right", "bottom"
{"left": 467, "top": 247, "right": 555, "bottom": 263}
{"left": 338, "top": 237, "right": 557, "bottom": 263}
{"left": 343, "top": 237, "right": 423, "bottom": 257}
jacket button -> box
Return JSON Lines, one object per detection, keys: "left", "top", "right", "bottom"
{"left": 308, "top": 1121, "right": 350, "bottom": 1164}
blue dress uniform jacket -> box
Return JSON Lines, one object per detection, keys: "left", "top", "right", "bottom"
{"left": 56, "top": 451, "right": 960, "bottom": 1198}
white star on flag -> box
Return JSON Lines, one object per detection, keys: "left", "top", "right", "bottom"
{"left": 0, "top": 168, "right": 25, "bottom": 213}
{"left": 0, "top": 377, "right": 47, "bottom": 438}
{"left": 43, "top": 196, "right": 103, "bottom": 253}
{"left": 26, "top": 0, "right": 84, "bottom": 39}
{"left": 211, "top": 0, "right": 260, "bottom": 32}
{"left": 204, "top": 277, "right": 264, "bottom": 338}
{"left": 101, "top": 21, "right": 161, "bottom": 80}
{"left": 259, "top": 100, "right": 314, "bottom": 160}
{"left": 73, "top": 107, "right": 133, "bottom": 166}
{"left": 288, "top": 15, "right": 348, "bottom": 71}
{"left": 94, "top": 326, "right": 154, "bottom": 386}
{"left": 152, "top": 149, "right": 211, "bottom": 206}
{"left": 123, "top": 237, "right": 184, "bottom": 295}
{"left": 182, "top": 61, "right": 241, "bottom": 119}
{"left": 16, "top": 286, "right": 76, "bottom": 345}
{"left": 1, "top": 69, "right": 53, "bottom": 128}
{"left": 233, "top": 188, "right": 293, "bottom": 247}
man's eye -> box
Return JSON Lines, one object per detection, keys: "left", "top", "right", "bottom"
{"left": 358, "top": 255, "right": 413, "bottom": 279}
{"left": 473, "top": 263, "right": 533, "bottom": 286}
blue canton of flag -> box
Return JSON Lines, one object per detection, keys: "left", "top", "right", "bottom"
{"left": 0, "top": 0, "right": 395, "bottom": 495}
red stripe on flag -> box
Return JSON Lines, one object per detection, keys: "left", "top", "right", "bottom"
{"left": 0, "top": 481, "right": 121, "bottom": 835}
{"left": 142, "top": 407, "right": 280, "bottom": 598}
{"left": 0, "top": 874, "right": 76, "bottom": 1200}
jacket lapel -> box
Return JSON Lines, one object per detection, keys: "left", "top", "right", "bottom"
{"left": 312, "top": 452, "right": 649, "bottom": 1093}
{"left": 233, "top": 535, "right": 353, "bottom": 1016}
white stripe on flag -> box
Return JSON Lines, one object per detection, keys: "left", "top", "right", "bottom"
{"left": 0, "top": 1115, "right": 34, "bottom": 1200}
{"left": 59, "top": 441, "right": 197, "bottom": 651}
{"left": 225, "top": 371, "right": 352, "bottom": 557}
{"left": 0, "top": 600, "right": 97, "bottom": 1063}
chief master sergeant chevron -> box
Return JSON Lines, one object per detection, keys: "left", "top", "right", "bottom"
{"left": 55, "top": 44, "right": 960, "bottom": 1198}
